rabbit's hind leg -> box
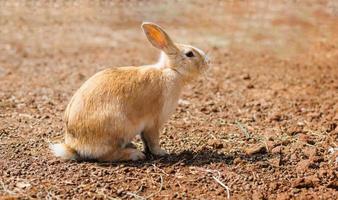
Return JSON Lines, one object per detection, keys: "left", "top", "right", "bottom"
{"left": 97, "top": 147, "right": 145, "bottom": 162}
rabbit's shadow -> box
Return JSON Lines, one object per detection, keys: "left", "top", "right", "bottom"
{"left": 90, "top": 149, "right": 272, "bottom": 168}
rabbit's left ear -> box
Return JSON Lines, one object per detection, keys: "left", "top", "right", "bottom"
{"left": 142, "top": 22, "right": 179, "bottom": 55}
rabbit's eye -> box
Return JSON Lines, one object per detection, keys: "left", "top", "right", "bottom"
{"left": 185, "top": 51, "right": 194, "bottom": 58}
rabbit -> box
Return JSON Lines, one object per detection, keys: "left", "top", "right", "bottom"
{"left": 50, "top": 22, "right": 210, "bottom": 162}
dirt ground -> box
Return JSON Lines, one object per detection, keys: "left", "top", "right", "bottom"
{"left": 0, "top": 0, "right": 337, "bottom": 199}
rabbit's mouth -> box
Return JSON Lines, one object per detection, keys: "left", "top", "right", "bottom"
{"left": 204, "top": 50, "right": 211, "bottom": 66}
{"left": 170, "top": 67, "right": 184, "bottom": 77}
{"left": 202, "top": 51, "right": 212, "bottom": 72}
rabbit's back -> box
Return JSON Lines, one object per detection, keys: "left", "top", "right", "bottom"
{"left": 64, "top": 67, "right": 166, "bottom": 138}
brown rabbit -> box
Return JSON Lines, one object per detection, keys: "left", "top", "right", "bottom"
{"left": 50, "top": 22, "right": 209, "bottom": 162}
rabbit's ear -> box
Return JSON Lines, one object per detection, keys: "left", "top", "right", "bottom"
{"left": 142, "top": 22, "right": 179, "bottom": 55}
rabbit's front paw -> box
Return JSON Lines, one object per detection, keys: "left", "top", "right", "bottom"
{"left": 130, "top": 150, "right": 146, "bottom": 161}
{"left": 151, "top": 147, "right": 168, "bottom": 156}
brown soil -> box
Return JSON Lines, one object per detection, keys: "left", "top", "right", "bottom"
{"left": 0, "top": 1, "right": 337, "bottom": 199}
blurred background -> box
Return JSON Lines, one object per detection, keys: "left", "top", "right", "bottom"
{"left": 1, "top": 0, "right": 338, "bottom": 63}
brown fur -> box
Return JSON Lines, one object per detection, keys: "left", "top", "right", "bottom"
{"left": 50, "top": 22, "right": 209, "bottom": 162}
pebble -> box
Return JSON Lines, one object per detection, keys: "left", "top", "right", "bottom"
{"left": 207, "top": 139, "right": 224, "bottom": 149}
{"left": 271, "top": 145, "right": 283, "bottom": 154}
{"left": 296, "top": 159, "right": 317, "bottom": 172}
{"left": 298, "top": 133, "right": 315, "bottom": 145}
{"left": 245, "top": 144, "right": 267, "bottom": 155}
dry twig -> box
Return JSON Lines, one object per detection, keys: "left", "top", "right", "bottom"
{"left": 189, "top": 167, "right": 231, "bottom": 199}
{"left": 212, "top": 176, "right": 231, "bottom": 199}
{"left": 146, "top": 174, "right": 164, "bottom": 199}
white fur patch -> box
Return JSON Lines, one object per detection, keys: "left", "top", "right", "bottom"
{"left": 49, "top": 143, "right": 67, "bottom": 158}
{"left": 153, "top": 51, "right": 167, "bottom": 68}
{"left": 160, "top": 71, "right": 182, "bottom": 123}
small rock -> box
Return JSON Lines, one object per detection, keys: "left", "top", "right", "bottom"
{"left": 296, "top": 159, "right": 317, "bottom": 172}
{"left": 292, "top": 188, "right": 301, "bottom": 194}
{"left": 207, "top": 139, "right": 223, "bottom": 149}
{"left": 307, "top": 112, "right": 321, "bottom": 120}
{"left": 271, "top": 145, "right": 283, "bottom": 154}
{"left": 16, "top": 182, "right": 31, "bottom": 189}
{"left": 328, "top": 147, "right": 338, "bottom": 154}
{"left": 166, "top": 168, "right": 175, "bottom": 174}
{"left": 288, "top": 125, "right": 303, "bottom": 135}
{"left": 268, "top": 158, "right": 280, "bottom": 167}
{"left": 178, "top": 99, "right": 191, "bottom": 106}
{"left": 78, "top": 73, "right": 85, "bottom": 80}
{"left": 306, "top": 175, "right": 320, "bottom": 186}
{"left": 242, "top": 74, "right": 251, "bottom": 80}
{"left": 303, "top": 147, "right": 317, "bottom": 158}
{"left": 292, "top": 176, "right": 318, "bottom": 188}
{"left": 310, "top": 156, "right": 324, "bottom": 164}
{"left": 245, "top": 144, "right": 267, "bottom": 155}
{"left": 292, "top": 178, "right": 306, "bottom": 188}
{"left": 116, "top": 189, "right": 124, "bottom": 196}
{"left": 296, "top": 159, "right": 311, "bottom": 172}
{"left": 247, "top": 84, "right": 254, "bottom": 89}
{"left": 290, "top": 153, "right": 298, "bottom": 161}
{"left": 200, "top": 107, "right": 208, "bottom": 113}
{"left": 270, "top": 114, "right": 283, "bottom": 122}
{"left": 266, "top": 141, "right": 276, "bottom": 151}
{"left": 298, "top": 133, "right": 315, "bottom": 145}
{"left": 211, "top": 107, "right": 219, "bottom": 112}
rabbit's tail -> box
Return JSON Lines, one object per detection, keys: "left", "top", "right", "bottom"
{"left": 49, "top": 143, "right": 79, "bottom": 160}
